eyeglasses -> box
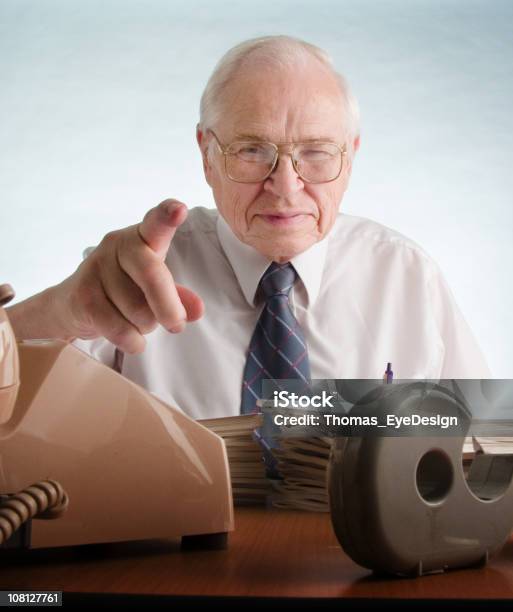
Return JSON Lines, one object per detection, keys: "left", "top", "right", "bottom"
{"left": 208, "top": 130, "right": 346, "bottom": 184}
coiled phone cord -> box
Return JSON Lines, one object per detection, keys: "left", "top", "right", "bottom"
{"left": 0, "top": 480, "right": 69, "bottom": 545}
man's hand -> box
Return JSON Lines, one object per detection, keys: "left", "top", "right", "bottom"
{"left": 54, "top": 199, "right": 204, "bottom": 353}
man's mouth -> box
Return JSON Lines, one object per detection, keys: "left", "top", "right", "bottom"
{"left": 258, "top": 212, "right": 310, "bottom": 226}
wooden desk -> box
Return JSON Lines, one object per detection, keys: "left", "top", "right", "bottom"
{"left": 1, "top": 507, "right": 513, "bottom": 604}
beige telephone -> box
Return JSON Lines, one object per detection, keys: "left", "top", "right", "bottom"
{"left": 0, "top": 284, "right": 233, "bottom": 549}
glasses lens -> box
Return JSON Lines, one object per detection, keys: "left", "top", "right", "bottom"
{"left": 294, "top": 143, "right": 342, "bottom": 182}
{"left": 226, "top": 142, "right": 275, "bottom": 182}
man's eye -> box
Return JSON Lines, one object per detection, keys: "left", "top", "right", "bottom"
{"left": 235, "top": 144, "right": 270, "bottom": 161}
{"left": 240, "top": 146, "right": 262, "bottom": 155}
{"left": 300, "top": 148, "right": 333, "bottom": 161}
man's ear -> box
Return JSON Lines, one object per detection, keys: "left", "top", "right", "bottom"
{"left": 196, "top": 125, "right": 213, "bottom": 187}
{"left": 345, "top": 135, "right": 360, "bottom": 178}
{"left": 342, "top": 134, "right": 360, "bottom": 184}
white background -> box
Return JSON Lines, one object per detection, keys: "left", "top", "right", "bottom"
{"left": 1, "top": 0, "right": 512, "bottom": 375}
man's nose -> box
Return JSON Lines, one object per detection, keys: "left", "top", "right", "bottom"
{"left": 263, "top": 153, "right": 304, "bottom": 196}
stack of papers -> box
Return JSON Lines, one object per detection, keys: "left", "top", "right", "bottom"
{"left": 198, "top": 414, "right": 270, "bottom": 506}
{"left": 268, "top": 437, "right": 332, "bottom": 512}
{"left": 197, "top": 419, "right": 513, "bottom": 510}
{"left": 472, "top": 436, "right": 513, "bottom": 455}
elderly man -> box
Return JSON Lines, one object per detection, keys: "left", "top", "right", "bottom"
{"left": 7, "top": 36, "right": 490, "bottom": 419}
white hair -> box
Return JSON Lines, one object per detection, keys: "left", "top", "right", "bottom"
{"left": 199, "top": 35, "right": 360, "bottom": 157}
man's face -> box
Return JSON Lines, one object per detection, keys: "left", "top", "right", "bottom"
{"left": 198, "top": 62, "right": 355, "bottom": 262}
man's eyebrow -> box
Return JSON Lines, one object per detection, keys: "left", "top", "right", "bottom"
{"left": 233, "top": 133, "right": 338, "bottom": 143}
{"left": 233, "top": 133, "right": 268, "bottom": 141}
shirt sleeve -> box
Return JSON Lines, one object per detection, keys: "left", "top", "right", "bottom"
{"left": 428, "top": 262, "right": 492, "bottom": 378}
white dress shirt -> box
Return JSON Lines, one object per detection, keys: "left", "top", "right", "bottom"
{"left": 73, "top": 206, "right": 490, "bottom": 419}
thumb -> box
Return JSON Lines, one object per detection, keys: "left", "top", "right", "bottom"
{"left": 138, "top": 199, "right": 188, "bottom": 257}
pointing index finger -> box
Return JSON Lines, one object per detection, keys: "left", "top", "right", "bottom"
{"left": 138, "top": 199, "right": 187, "bottom": 258}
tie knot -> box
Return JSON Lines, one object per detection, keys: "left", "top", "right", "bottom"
{"left": 260, "top": 262, "right": 297, "bottom": 299}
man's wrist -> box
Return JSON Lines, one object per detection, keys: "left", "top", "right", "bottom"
{"left": 5, "top": 284, "right": 75, "bottom": 342}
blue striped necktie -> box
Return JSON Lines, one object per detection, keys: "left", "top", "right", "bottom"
{"left": 241, "top": 262, "right": 311, "bottom": 414}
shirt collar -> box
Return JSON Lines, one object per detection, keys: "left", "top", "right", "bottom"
{"left": 216, "top": 213, "right": 328, "bottom": 308}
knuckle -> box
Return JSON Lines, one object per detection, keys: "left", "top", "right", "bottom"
{"left": 161, "top": 309, "right": 186, "bottom": 330}
{"left": 119, "top": 234, "right": 156, "bottom": 273}
{"left": 141, "top": 262, "right": 167, "bottom": 289}
{"left": 108, "top": 325, "right": 137, "bottom": 349}
{"left": 119, "top": 225, "right": 139, "bottom": 248}
{"left": 84, "top": 243, "right": 116, "bottom": 280}
{"left": 169, "top": 321, "right": 186, "bottom": 334}
{"left": 99, "top": 228, "right": 139, "bottom": 266}
{"left": 100, "top": 229, "right": 122, "bottom": 245}
{"left": 122, "top": 332, "right": 145, "bottom": 354}
{"left": 130, "top": 303, "right": 157, "bottom": 333}
{"left": 138, "top": 320, "right": 159, "bottom": 335}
